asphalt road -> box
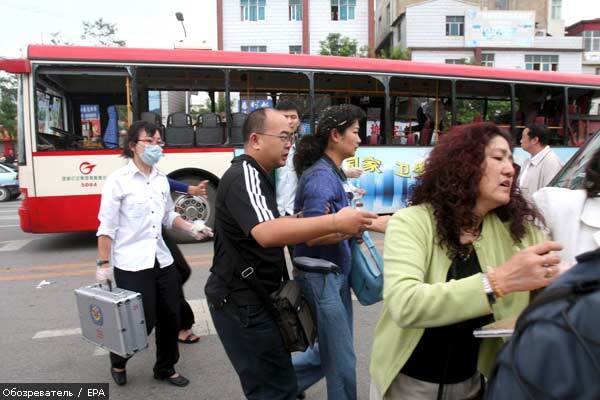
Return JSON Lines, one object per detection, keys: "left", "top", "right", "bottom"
{"left": 0, "top": 199, "right": 385, "bottom": 400}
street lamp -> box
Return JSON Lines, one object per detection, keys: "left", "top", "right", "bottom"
{"left": 175, "top": 12, "right": 187, "bottom": 39}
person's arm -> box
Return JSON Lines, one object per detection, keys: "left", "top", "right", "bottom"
{"left": 168, "top": 177, "right": 189, "bottom": 193}
{"left": 96, "top": 175, "right": 121, "bottom": 260}
{"left": 368, "top": 215, "right": 391, "bottom": 233}
{"left": 251, "top": 207, "right": 375, "bottom": 248}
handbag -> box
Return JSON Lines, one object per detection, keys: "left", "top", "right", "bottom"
{"left": 350, "top": 231, "right": 384, "bottom": 306}
{"left": 225, "top": 236, "right": 316, "bottom": 353}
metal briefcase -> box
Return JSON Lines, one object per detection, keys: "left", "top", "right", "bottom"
{"left": 74, "top": 283, "right": 148, "bottom": 357}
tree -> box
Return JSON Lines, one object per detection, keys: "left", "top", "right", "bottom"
{"left": 0, "top": 75, "right": 18, "bottom": 138}
{"left": 319, "top": 33, "right": 367, "bottom": 57}
{"left": 81, "top": 18, "right": 126, "bottom": 47}
{"left": 378, "top": 45, "right": 411, "bottom": 60}
{"left": 50, "top": 32, "right": 73, "bottom": 46}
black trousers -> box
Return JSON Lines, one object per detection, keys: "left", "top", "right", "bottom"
{"left": 110, "top": 260, "right": 181, "bottom": 378}
{"left": 209, "top": 302, "right": 297, "bottom": 400}
{"left": 179, "top": 286, "right": 195, "bottom": 330}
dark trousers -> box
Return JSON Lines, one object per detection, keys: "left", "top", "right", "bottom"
{"left": 179, "top": 289, "right": 195, "bottom": 330}
{"left": 110, "top": 261, "right": 181, "bottom": 378}
{"left": 209, "top": 302, "right": 297, "bottom": 400}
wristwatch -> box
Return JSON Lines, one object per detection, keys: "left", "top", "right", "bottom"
{"left": 96, "top": 259, "right": 110, "bottom": 267}
{"left": 481, "top": 272, "right": 496, "bottom": 306}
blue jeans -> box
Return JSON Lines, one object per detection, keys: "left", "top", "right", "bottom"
{"left": 209, "top": 302, "right": 297, "bottom": 400}
{"left": 292, "top": 271, "right": 357, "bottom": 400}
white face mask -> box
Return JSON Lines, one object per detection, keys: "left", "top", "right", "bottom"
{"left": 139, "top": 144, "right": 163, "bottom": 165}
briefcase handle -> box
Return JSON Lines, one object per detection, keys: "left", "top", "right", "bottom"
{"left": 100, "top": 279, "right": 113, "bottom": 292}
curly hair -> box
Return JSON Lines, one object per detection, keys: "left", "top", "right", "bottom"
{"left": 411, "top": 122, "right": 542, "bottom": 258}
{"left": 294, "top": 104, "right": 365, "bottom": 177}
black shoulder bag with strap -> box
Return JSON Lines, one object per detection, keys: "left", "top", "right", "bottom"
{"left": 225, "top": 236, "right": 316, "bottom": 353}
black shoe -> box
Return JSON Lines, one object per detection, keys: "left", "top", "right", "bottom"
{"left": 154, "top": 373, "right": 189, "bottom": 387}
{"left": 111, "top": 368, "right": 127, "bottom": 386}
{"left": 297, "top": 392, "right": 306, "bottom": 399}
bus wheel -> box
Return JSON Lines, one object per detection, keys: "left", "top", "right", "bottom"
{"left": 169, "top": 176, "right": 217, "bottom": 243}
{"left": 0, "top": 188, "right": 9, "bottom": 202}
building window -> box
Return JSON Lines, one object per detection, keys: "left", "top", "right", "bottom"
{"left": 583, "top": 31, "right": 600, "bottom": 52}
{"left": 241, "top": 0, "right": 266, "bottom": 21}
{"left": 241, "top": 45, "right": 267, "bottom": 52}
{"left": 495, "top": 0, "right": 508, "bottom": 9}
{"left": 289, "top": 45, "right": 302, "bottom": 54}
{"left": 551, "top": 0, "right": 561, "bottom": 20}
{"left": 525, "top": 55, "right": 558, "bottom": 71}
{"left": 289, "top": 0, "right": 302, "bottom": 21}
{"left": 331, "top": 0, "right": 356, "bottom": 21}
{"left": 445, "top": 59, "right": 465, "bottom": 64}
{"left": 446, "top": 16, "right": 464, "bottom": 36}
{"left": 481, "top": 53, "right": 495, "bottom": 67}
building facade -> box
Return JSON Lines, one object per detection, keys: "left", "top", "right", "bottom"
{"left": 376, "top": 0, "right": 581, "bottom": 73}
{"left": 566, "top": 18, "right": 600, "bottom": 75}
{"left": 218, "top": 0, "right": 374, "bottom": 55}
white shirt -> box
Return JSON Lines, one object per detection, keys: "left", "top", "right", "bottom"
{"left": 519, "top": 146, "right": 551, "bottom": 187}
{"left": 97, "top": 160, "right": 180, "bottom": 271}
{"left": 276, "top": 143, "right": 298, "bottom": 215}
{"left": 533, "top": 187, "right": 600, "bottom": 265}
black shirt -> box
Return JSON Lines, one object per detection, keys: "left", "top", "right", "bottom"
{"left": 401, "top": 251, "right": 493, "bottom": 384}
{"left": 204, "top": 154, "right": 286, "bottom": 305}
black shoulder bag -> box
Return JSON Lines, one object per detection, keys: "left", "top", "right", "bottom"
{"left": 226, "top": 237, "right": 316, "bottom": 353}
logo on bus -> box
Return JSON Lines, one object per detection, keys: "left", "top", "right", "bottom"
{"left": 79, "top": 162, "right": 97, "bottom": 175}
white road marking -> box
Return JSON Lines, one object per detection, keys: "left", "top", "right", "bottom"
{"left": 0, "top": 215, "right": 19, "bottom": 220}
{"left": 33, "top": 327, "right": 81, "bottom": 339}
{"left": 0, "top": 238, "right": 32, "bottom": 252}
{"left": 0, "top": 224, "right": 19, "bottom": 228}
{"left": 0, "top": 210, "right": 19, "bottom": 213}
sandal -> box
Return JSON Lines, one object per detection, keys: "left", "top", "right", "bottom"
{"left": 178, "top": 333, "right": 200, "bottom": 344}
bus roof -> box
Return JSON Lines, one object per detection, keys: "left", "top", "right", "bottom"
{"left": 20, "top": 44, "right": 600, "bottom": 88}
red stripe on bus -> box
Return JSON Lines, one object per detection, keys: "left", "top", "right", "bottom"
{"left": 32, "top": 147, "right": 235, "bottom": 157}
{"left": 19, "top": 194, "right": 101, "bottom": 233}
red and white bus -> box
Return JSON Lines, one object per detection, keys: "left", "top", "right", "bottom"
{"left": 2, "top": 45, "right": 599, "bottom": 241}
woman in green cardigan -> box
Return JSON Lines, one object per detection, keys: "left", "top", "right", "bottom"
{"left": 370, "top": 123, "right": 564, "bottom": 399}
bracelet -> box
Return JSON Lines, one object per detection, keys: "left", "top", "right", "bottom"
{"left": 331, "top": 213, "right": 343, "bottom": 237}
{"left": 487, "top": 268, "right": 505, "bottom": 299}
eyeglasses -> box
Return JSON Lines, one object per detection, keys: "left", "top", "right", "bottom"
{"left": 138, "top": 138, "right": 165, "bottom": 147}
{"left": 256, "top": 132, "right": 297, "bottom": 143}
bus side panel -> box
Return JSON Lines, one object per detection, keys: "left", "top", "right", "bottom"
{"left": 344, "top": 146, "right": 579, "bottom": 214}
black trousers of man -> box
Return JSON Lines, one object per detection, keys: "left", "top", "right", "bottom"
{"left": 110, "top": 260, "right": 181, "bottom": 378}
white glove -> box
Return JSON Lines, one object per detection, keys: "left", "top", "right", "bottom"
{"left": 188, "top": 220, "right": 214, "bottom": 241}
{"left": 96, "top": 266, "right": 114, "bottom": 283}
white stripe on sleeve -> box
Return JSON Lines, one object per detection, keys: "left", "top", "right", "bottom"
{"left": 243, "top": 161, "right": 267, "bottom": 222}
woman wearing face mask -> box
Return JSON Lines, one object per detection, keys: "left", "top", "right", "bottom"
{"left": 96, "top": 121, "right": 212, "bottom": 387}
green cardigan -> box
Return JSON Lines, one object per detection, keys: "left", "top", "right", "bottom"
{"left": 370, "top": 204, "right": 547, "bottom": 395}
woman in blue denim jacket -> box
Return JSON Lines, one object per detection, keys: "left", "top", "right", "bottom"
{"left": 292, "top": 104, "right": 366, "bottom": 400}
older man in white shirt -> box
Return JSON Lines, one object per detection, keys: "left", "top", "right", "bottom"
{"left": 96, "top": 121, "right": 211, "bottom": 387}
{"left": 518, "top": 124, "right": 563, "bottom": 202}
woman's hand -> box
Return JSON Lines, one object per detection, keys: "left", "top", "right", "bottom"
{"left": 493, "top": 241, "right": 563, "bottom": 295}
{"left": 187, "top": 180, "right": 209, "bottom": 197}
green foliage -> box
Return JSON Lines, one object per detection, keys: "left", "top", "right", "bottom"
{"left": 0, "top": 76, "right": 18, "bottom": 137}
{"left": 50, "top": 32, "right": 73, "bottom": 46}
{"left": 81, "top": 18, "right": 126, "bottom": 47}
{"left": 378, "top": 46, "right": 411, "bottom": 60}
{"left": 319, "top": 33, "right": 366, "bottom": 57}
{"left": 190, "top": 96, "right": 226, "bottom": 120}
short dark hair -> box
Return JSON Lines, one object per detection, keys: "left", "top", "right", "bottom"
{"left": 585, "top": 147, "right": 600, "bottom": 198}
{"left": 242, "top": 108, "right": 271, "bottom": 143}
{"left": 275, "top": 100, "right": 301, "bottom": 116}
{"left": 122, "top": 121, "right": 159, "bottom": 158}
{"left": 525, "top": 124, "right": 549, "bottom": 146}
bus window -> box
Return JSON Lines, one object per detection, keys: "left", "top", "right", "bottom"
{"left": 228, "top": 69, "right": 309, "bottom": 142}
{"left": 390, "top": 76, "right": 450, "bottom": 146}
{"left": 454, "top": 81, "right": 512, "bottom": 132}
{"left": 566, "top": 87, "right": 600, "bottom": 146}
{"left": 515, "top": 84, "right": 564, "bottom": 145}
{"left": 314, "top": 73, "right": 385, "bottom": 145}
{"left": 35, "top": 66, "right": 129, "bottom": 151}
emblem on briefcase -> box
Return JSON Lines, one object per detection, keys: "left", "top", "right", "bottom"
{"left": 89, "top": 304, "right": 104, "bottom": 326}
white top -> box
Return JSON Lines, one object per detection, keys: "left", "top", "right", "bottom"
{"left": 533, "top": 187, "right": 600, "bottom": 265}
{"left": 519, "top": 146, "right": 551, "bottom": 187}
{"left": 97, "top": 160, "right": 180, "bottom": 271}
{"left": 276, "top": 143, "right": 298, "bottom": 215}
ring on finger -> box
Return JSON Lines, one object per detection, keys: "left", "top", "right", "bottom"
{"left": 544, "top": 267, "right": 554, "bottom": 279}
